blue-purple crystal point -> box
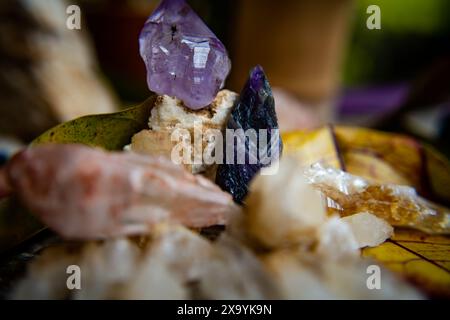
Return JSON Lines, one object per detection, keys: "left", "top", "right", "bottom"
{"left": 139, "top": 0, "right": 231, "bottom": 110}
{"left": 216, "top": 66, "right": 282, "bottom": 204}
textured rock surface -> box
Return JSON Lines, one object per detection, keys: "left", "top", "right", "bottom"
{"left": 148, "top": 90, "right": 237, "bottom": 131}
{"left": 216, "top": 66, "right": 282, "bottom": 203}
{"left": 5, "top": 144, "right": 240, "bottom": 239}
{"left": 130, "top": 90, "right": 238, "bottom": 175}
{"left": 139, "top": 0, "right": 231, "bottom": 109}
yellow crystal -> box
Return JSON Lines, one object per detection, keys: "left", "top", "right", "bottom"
{"left": 304, "top": 164, "right": 450, "bottom": 235}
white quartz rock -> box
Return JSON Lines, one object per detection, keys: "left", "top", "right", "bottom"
{"left": 245, "top": 157, "right": 327, "bottom": 249}
{"left": 316, "top": 216, "right": 360, "bottom": 260}
{"left": 197, "top": 236, "right": 280, "bottom": 299}
{"left": 342, "top": 212, "right": 394, "bottom": 248}
{"left": 264, "top": 250, "right": 423, "bottom": 300}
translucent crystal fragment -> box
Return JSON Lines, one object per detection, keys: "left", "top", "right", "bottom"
{"left": 342, "top": 212, "right": 394, "bottom": 247}
{"left": 139, "top": 0, "right": 231, "bottom": 109}
{"left": 303, "top": 163, "right": 450, "bottom": 235}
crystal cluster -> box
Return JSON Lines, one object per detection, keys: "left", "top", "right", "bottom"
{"left": 10, "top": 154, "right": 421, "bottom": 300}
{"left": 13, "top": 225, "right": 278, "bottom": 300}
{"left": 139, "top": 0, "right": 231, "bottom": 109}
{"left": 216, "top": 66, "right": 282, "bottom": 204}
{"left": 240, "top": 157, "right": 393, "bottom": 252}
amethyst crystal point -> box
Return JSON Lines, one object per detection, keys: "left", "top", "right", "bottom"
{"left": 139, "top": 0, "right": 231, "bottom": 110}
{"left": 216, "top": 66, "right": 282, "bottom": 204}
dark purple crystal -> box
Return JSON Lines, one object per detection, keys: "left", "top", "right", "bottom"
{"left": 139, "top": 0, "right": 231, "bottom": 110}
{"left": 216, "top": 66, "right": 282, "bottom": 204}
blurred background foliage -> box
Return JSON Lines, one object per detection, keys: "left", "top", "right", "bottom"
{"left": 343, "top": 0, "right": 450, "bottom": 85}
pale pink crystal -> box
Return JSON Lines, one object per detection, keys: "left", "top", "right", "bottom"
{"left": 6, "top": 144, "right": 239, "bottom": 239}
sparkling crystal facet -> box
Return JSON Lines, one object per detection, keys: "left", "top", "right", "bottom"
{"left": 139, "top": 0, "right": 231, "bottom": 110}
{"left": 216, "top": 66, "right": 282, "bottom": 204}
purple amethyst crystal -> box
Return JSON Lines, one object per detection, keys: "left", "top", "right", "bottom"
{"left": 139, "top": 0, "right": 231, "bottom": 110}
{"left": 216, "top": 66, "right": 282, "bottom": 204}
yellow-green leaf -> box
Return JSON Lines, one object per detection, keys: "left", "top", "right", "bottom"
{"left": 32, "top": 95, "right": 155, "bottom": 150}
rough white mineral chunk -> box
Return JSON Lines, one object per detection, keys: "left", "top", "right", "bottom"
{"left": 316, "top": 216, "right": 360, "bottom": 260}
{"left": 342, "top": 212, "right": 394, "bottom": 248}
{"left": 303, "top": 162, "right": 369, "bottom": 194}
{"left": 148, "top": 90, "right": 237, "bottom": 131}
{"left": 197, "top": 236, "right": 279, "bottom": 299}
{"left": 264, "top": 250, "right": 423, "bottom": 300}
{"left": 245, "top": 157, "right": 327, "bottom": 248}
{"left": 131, "top": 90, "right": 238, "bottom": 175}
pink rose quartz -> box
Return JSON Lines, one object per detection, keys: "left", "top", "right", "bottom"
{"left": 5, "top": 144, "right": 239, "bottom": 239}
